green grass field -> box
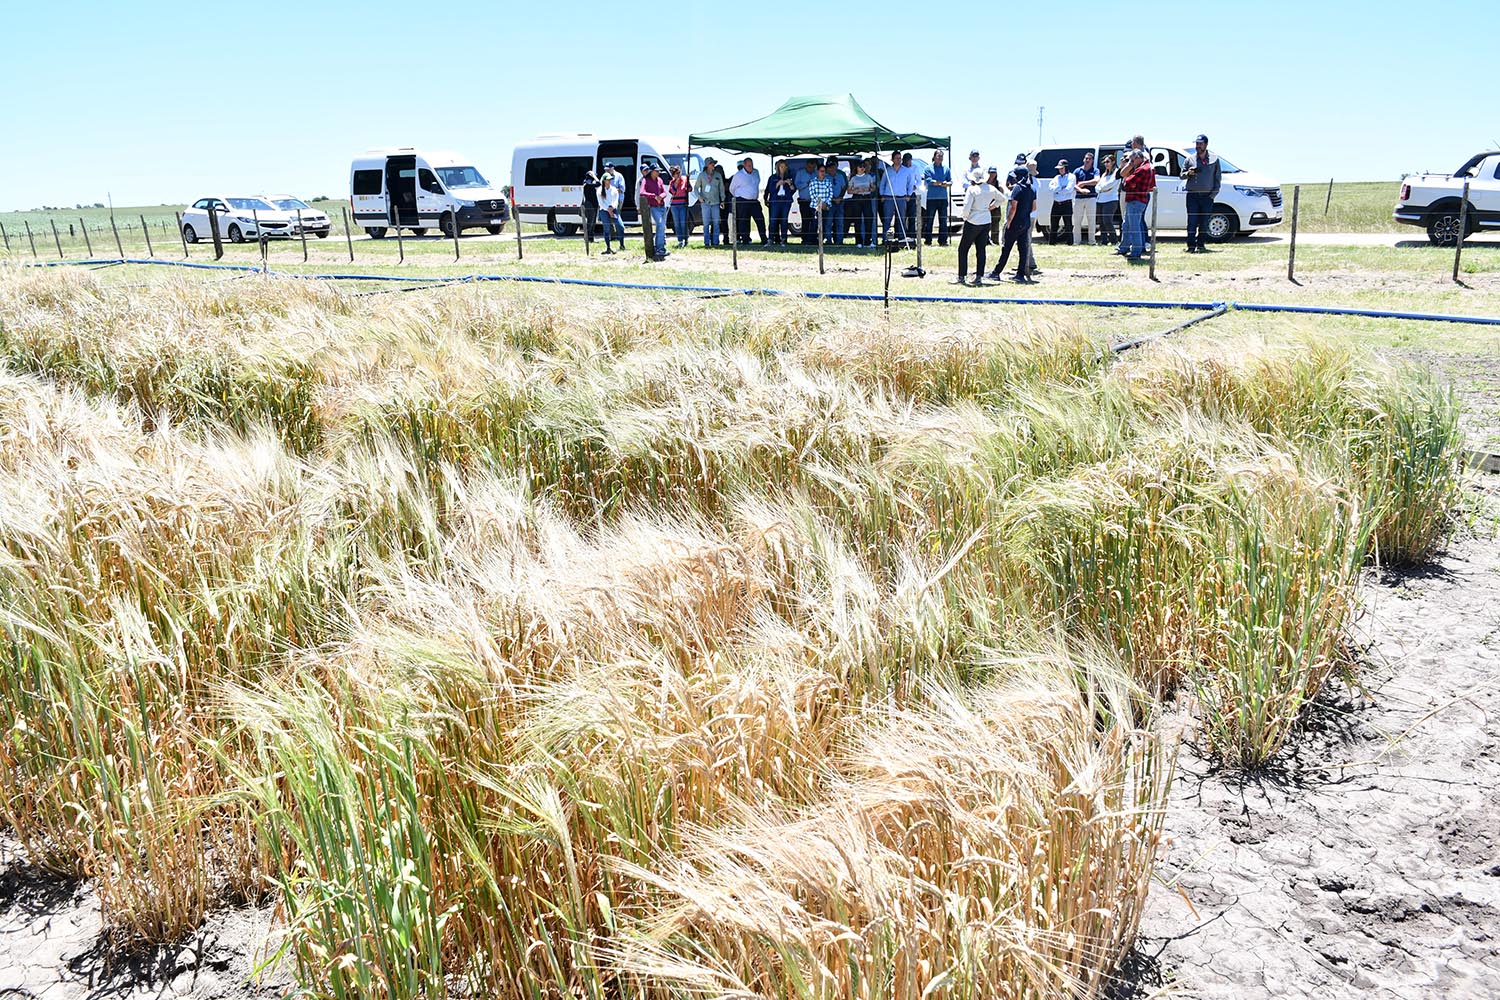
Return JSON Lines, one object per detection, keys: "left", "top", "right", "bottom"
{"left": 1284, "top": 180, "right": 1403, "bottom": 233}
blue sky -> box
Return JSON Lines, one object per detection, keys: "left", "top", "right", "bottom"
{"left": 2, "top": 0, "right": 1494, "bottom": 210}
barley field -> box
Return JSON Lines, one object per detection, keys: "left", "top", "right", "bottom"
{"left": 0, "top": 266, "right": 1465, "bottom": 999}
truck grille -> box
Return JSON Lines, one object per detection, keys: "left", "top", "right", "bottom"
{"left": 1269, "top": 190, "right": 1283, "bottom": 208}
{"left": 482, "top": 200, "right": 504, "bottom": 212}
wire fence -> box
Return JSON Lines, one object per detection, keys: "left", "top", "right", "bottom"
{"left": 0, "top": 179, "right": 1481, "bottom": 289}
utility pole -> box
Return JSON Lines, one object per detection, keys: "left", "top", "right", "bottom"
{"left": 1037, "top": 107, "right": 1044, "bottom": 147}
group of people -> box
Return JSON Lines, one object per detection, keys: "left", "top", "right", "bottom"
{"left": 575, "top": 132, "right": 1225, "bottom": 270}
{"left": 953, "top": 133, "right": 1222, "bottom": 285}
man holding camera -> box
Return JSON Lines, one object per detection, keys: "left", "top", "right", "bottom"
{"left": 1183, "top": 133, "right": 1221, "bottom": 253}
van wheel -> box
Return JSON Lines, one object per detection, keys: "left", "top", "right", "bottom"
{"left": 487, "top": 224, "right": 504, "bottom": 236}
{"left": 1206, "top": 206, "right": 1238, "bottom": 242}
{"left": 548, "top": 212, "right": 578, "bottom": 237}
{"left": 410, "top": 228, "right": 427, "bottom": 237}
{"left": 439, "top": 213, "right": 457, "bottom": 239}
{"left": 227, "top": 224, "right": 244, "bottom": 244}
{"left": 366, "top": 227, "right": 387, "bottom": 240}
{"left": 182, "top": 225, "right": 198, "bottom": 244}
{"left": 1426, "top": 208, "right": 1473, "bottom": 247}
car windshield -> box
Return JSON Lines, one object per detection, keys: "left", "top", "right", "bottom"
{"left": 663, "top": 153, "right": 704, "bottom": 177}
{"left": 272, "top": 197, "right": 311, "bottom": 211}
{"left": 227, "top": 197, "right": 278, "bottom": 212}
{"left": 1181, "top": 150, "right": 1242, "bottom": 173}
{"left": 436, "top": 166, "right": 488, "bottom": 189}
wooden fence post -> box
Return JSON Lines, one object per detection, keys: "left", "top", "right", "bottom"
{"left": 0, "top": 222, "right": 9, "bottom": 253}
{"left": 395, "top": 221, "right": 404, "bottom": 264}
{"left": 1147, "top": 194, "right": 1159, "bottom": 281}
{"left": 1454, "top": 178, "right": 1471, "bottom": 284}
{"left": 1287, "top": 185, "right": 1301, "bottom": 283}
{"left": 254, "top": 209, "right": 268, "bottom": 267}
{"left": 79, "top": 217, "right": 93, "bottom": 257}
{"left": 49, "top": 218, "right": 64, "bottom": 258}
{"left": 140, "top": 214, "right": 154, "bottom": 257}
{"left": 817, "top": 201, "right": 825, "bottom": 275}
{"left": 25, "top": 221, "right": 39, "bottom": 258}
{"left": 341, "top": 206, "right": 354, "bottom": 262}
{"left": 450, "top": 209, "right": 460, "bottom": 262}
{"left": 176, "top": 212, "right": 189, "bottom": 258}
{"left": 109, "top": 210, "right": 124, "bottom": 258}
{"left": 729, "top": 196, "right": 738, "bottom": 271}
{"left": 298, "top": 209, "right": 309, "bottom": 263}
{"left": 208, "top": 204, "right": 224, "bottom": 260}
{"left": 1324, "top": 177, "right": 1333, "bottom": 216}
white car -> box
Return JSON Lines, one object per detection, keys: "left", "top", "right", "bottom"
{"left": 180, "top": 196, "right": 298, "bottom": 244}
{"left": 1024, "top": 142, "right": 1284, "bottom": 241}
{"left": 265, "top": 195, "right": 332, "bottom": 238}
{"left": 1394, "top": 151, "right": 1500, "bottom": 245}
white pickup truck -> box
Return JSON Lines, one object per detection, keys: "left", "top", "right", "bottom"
{"left": 1394, "top": 151, "right": 1500, "bottom": 245}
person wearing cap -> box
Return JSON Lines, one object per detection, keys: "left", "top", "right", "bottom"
{"left": 668, "top": 165, "right": 691, "bottom": 248}
{"left": 963, "top": 149, "right": 982, "bottom": 190}
{"left": 728, "top": 157, "right": 766, "bottom": 245}
{"left": 1183, "top": 134, "right": 1222, "bottom": 253}
{"left": 1118, "top": 149, "right": 1156, "bottom": 261}
{"left": 639, "top": 164, "right": 670, "bottom": 260}
{"left": 921, "top": 151, "right": 952, "bottom": 247}
{"left": 694, "top": 157, "right": 724, "bottom": 248}
{"left": 579, "top": 170, "right": 600, "bottom": 249}
{"left": 846, "top": 159, "right": 877, "bottom": 247}
{"left": 988, "top": 163, "right": 1037, "bottom": 283}
{"left": 600, "top": 165, "right": 625, "bottom": 249}
{"left": 985, "top": 166, "right": 1004, "bottom": 245}
{"left": 1047, "top": 158, "right": 1076, "bottom": 245}
{"left": 956, "top": 167, "right": 1001, "bottom": 286}
{"left": 1072, "top": 152, "right": 1100, "bottom": 245}
{"left": 1095, "top": 153, "right": 1120, "bottom": 245}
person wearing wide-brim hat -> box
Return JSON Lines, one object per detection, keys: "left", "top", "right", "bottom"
{"left": 956, "top": 167, "right": 1001, "bottom": 286}
{"left": 639, "top": 163, "right": 670, "bottom": 260}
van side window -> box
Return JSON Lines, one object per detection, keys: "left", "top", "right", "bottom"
{"left": 352, "top": 170, "right": 382, "bottom": 195}
{"left": 524, "top": 156, "right": 594, "bottom": 186}
{"left": 1151, "top": 149, "right": 1180, "bottom": 177}
{"left": 419, "top": 169, "right": 444, "bottom": 194}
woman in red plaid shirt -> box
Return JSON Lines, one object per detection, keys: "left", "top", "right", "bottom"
{"left": 1117, "top": 150, "right": 1156, "bottom": 261}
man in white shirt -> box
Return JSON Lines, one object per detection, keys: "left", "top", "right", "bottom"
{"left": 728, "top": 157, "right": 766, "bottom": 245}
{"left": 1048, "top": 158, "right": 1076, "bottom": 245}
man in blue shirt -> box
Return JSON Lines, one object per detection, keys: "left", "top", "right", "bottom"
{"left": 922, "top": 150, "right": 952, "bottom": 247}
{"left": 824, "top": 156, "right": 848, "bottom": 244}
{"left": 1071, "top": 151, "right": 1100, "bottom": 245}
{"left": 879, "top": 151, "right": 913, "bottom": 242}
{"left": 795, "top": 158, "right": 821, "bottom": 245}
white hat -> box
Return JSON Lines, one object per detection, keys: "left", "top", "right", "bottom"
{"left": 968, "top": 168, "right": 988, "bottom": 185}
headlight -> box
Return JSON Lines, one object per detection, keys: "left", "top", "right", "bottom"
{"left": 457, "top": 199, "right": 475, "bottom": 208}
{"left": 1233, "top": 186, "right": 1272, "bottom": 198}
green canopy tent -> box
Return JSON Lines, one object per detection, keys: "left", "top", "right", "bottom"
{"left": 689, "top": 94, "right": 950, "bottom": 266}
{"left": 688, "top": 93, "right": 949, "bottom": 156}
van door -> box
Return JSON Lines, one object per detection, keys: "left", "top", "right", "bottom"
{"left": 416, "top": 166, "right": 448, "bottom": 230}
{"left": 384, "top": 155, "right": 419, "bottom": 228}
{"left": 351, "top": 166, "right": 387, "bottom": 230}
{"left": 597, "top": 140, "right": 639, "bottom": 221}
{"left": 1149, "top": 148, "right": 1188, "bottom": 228}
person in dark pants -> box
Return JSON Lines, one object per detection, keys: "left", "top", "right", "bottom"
{"left": 1047, "top": 158, "right": 1075, "bottom": 245}
{"left": 1183, "top": 133, "right": 1222, "bottom": 252}
{"left": 765, "top": 160, "right": 796, "bottom": 245}
{"left": 956, "top": 168, "right": 1000, "bottom": 285}
{"left": 1095, "top": 153, "right": 1120, "bottom": 244}
{"left": 924, "top": 150, "right": 948, "bottom": 248}
{"left": 728, "top": 157, "right": 766, "bottom": 245}
{"left": 990, "top": 167, "right": 1037, "bottom": 283}
{"left": 846, "top": 160, "right": 876, "bottom": 247}
{"left": 579, "top": 170, "right": 600, "bottom": 248}
{"left": 795, "top": 157, "right": 821, "bottom": 245}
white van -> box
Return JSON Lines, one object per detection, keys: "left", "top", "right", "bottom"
{"left": 1025, "top": 142, "right": 1283, "bottom": 241}
{"left": 349, "top": 148, "right": 510, "bottom": 239}
{"left": 510, "top": 135, "right": 708, "bottom": 235}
